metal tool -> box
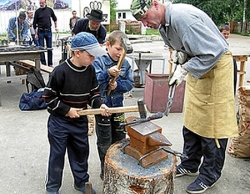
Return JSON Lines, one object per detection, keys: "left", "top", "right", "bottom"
{"left": 119, "top": 112, "right": 164, "bottom": 127}
{"left": 55, "top": 31, "right": 59, "bottom": 47}
{"left": 107, "top": 37, "right": 133, "bottom": 95}
{"left": 161, "top": 147, "right": 188, "bottom": 158}
{"left": 164, "top": 83, "right": 177, "bottom": 116}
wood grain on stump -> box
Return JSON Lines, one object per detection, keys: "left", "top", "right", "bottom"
{"left": 103, "top": 139, "right": 177, "bottom": 194}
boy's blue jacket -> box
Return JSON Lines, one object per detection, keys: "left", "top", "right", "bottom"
{"left": 92, "top": 54, "right": 134, "bottom": 107}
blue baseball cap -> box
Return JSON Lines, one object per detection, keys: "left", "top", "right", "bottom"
{"left": 71, "top": 32, "right": 106, "bottom": 57}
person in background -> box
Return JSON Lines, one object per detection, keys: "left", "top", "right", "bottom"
{"left": 7, "top": 11, "right": 29, "bottom": 44}
{"left": 72, "top": 9, "right": 106, "bottom": 45}
{"left": 69, "top": 10, "right": 80, "bottom": 36}
{"left": 43, "top": 32, "right": 108, "bottom": 194}
{"left": 130, "top": 0, "right": 238, "bottom": 193}
{"left": 92, "top": 30, "right": 134, "bottom": 180}
{"left": 26, "top": 10, "right": 39, "bottom": 46}
{"left": 219, "top": 23, "right": 238, "bottom": 95}
{"left": 33, "top": 0, "right": 58, "bottom": 67}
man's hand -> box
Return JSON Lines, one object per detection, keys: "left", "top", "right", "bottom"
{"left": 169, "top": 65, "right": 188, "bottom": 86}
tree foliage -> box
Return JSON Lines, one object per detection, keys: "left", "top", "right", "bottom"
{"left": 110, "top": 0, "right": 118, "bottom": 22}
{"left": 172, "top": 0, "right": 249, "bottom": 27}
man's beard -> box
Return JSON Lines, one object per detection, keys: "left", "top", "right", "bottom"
{"left": 88, "top": 23, "right": 100, "bottom": 31}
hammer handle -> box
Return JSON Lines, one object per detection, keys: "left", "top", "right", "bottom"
{"left": 107, "top": 49, "right": 126, "bottom": 95}
{"left": 77, "top": 105, "right": 142, "bottom": 116}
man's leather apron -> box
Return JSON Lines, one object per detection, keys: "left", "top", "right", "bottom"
{"left": 184, "top": 52, "right": 238, "bottom": 139}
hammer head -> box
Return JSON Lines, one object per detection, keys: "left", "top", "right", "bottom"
{"left": 121, "top": 37, "right": 133, "bottom": 54}
{"left": 137, "top": 98, "right": 147, "bottom": 119}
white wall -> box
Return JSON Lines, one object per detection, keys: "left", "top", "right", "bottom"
{"left": 0, "top": 10, "right": 72, "bottom": 34}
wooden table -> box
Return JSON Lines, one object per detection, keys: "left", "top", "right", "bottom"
{"left": 0, "top": 47, "right": 47, "bottom": 76}
{"left": 233, "top": 54, "right": 250, "bottom": 87}
{"left": 0, "top": 47, "right": 48, "bottom": 106}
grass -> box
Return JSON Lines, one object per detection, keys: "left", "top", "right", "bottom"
{"left": 146, "top": 29, "right": 160, "bottom": 35}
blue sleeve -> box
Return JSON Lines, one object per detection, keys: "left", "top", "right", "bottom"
{"left": 7, "top": 18, "right": 16, "bottom": 40}
{"left": 21, "top": 21, "right": 29, "bottom": 40}
{"left": 92, "top": 57, "right": 112, "bottom": 91}
{"left": 115, "top": 59, "right": 134, "bottom": 93}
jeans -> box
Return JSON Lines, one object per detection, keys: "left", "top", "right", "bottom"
{"left": 30, "top": 34, "right": 39, "bottom": 46}
{"left": 38, "top": 29, "right": 53, "bottom": 66}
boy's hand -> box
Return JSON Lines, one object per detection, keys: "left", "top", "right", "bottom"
{"left": 66, "top": 107, "right": 82, "bottom": 118}
{"left": 108, "top": 66, "right": 120, "bottom": 77}
{"left": 100, "top": 104, "right": 111, "bottom": 116}
{"left": 109, "top": 80, "right": 117, "bottom": 91}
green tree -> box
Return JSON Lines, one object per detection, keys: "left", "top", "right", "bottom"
{"left": 110, "top": 0, "right": 118, "bottom": 22}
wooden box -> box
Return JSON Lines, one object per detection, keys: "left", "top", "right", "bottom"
{"left": 144, "top": 74, "right": 185, "bottom": 113}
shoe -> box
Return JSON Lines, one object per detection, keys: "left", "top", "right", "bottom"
{"left": 186, "top": 178, "right": 216, "bottom": 194}
{"left": 74, "top": 184, "right": 96, "bottom": 194}
{"left": 46, "top": 191, "right": 59, "bottom": 194}
{"left": 176, "top": 165, "right": 198, "bottom": 177}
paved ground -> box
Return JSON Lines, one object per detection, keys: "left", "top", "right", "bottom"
{"left": 0, "top": 34, "right": 250, "bottom": 194}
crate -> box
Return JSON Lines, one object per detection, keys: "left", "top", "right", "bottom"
{"left": 144, "top": 74, "right": 185, "bottom": 113}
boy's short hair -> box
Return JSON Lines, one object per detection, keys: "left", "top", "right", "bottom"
{"left": 106, "top": 30, "right": 128, "bottom": 46}
{"left": 71, "top": 32, "right": 106, "bottom": 57}
{"left": 219, "top": 23, "right": 230, "bottom": 32}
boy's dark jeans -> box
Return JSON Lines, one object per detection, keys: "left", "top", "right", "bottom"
{"left": 95, "top": 113, "right": 126, "bottom": 175}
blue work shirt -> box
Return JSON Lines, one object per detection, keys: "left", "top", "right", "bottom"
{"left": 7, "top": 17, "right": 29, "bottom": 41}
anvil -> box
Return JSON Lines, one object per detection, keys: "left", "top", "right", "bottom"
{"left": 123, "top": 116, "right": 172, "bottom": 168}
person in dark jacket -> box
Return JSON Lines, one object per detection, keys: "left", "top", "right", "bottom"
{"left": 33, "top": 0, "right": 58, "bottom": 66}
{"left": 43, "top": 32, "right": 109, "bottom": 194}
{"left": 72, "top": 9, "right": 106, "bottom": 45}
{"left": 69, "top": 10, "right": 80, "bottom": 35}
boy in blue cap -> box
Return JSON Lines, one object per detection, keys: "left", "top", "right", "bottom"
{"left": 43, "top": 32, "right": 109, "bottom": 194}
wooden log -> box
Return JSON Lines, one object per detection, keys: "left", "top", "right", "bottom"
{"left": 103, "top": 139, "right": 177, "bottom": 194}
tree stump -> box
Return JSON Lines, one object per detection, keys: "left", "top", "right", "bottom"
{"left": 103, "top": 139, "right": 177, "bottom": 194}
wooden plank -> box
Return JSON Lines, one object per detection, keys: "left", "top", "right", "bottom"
{"left": 18, "top": 60, "right": 53, "bottom": 73}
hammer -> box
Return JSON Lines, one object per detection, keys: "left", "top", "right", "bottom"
{"left": 77, "top": 99, "right": 147, "bottom": 116}
{"left": 107, "top": 37, "right": 133, "bottom": 95}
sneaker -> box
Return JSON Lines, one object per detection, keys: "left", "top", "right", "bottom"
{"left": 176, "top": 165, "right": 198, "bottom": 177}
{"left": 74, "top": 184, "right": 96, "bottom": 194}
{"left": 186, "top": 178, "right": 215, "bottom": 194}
